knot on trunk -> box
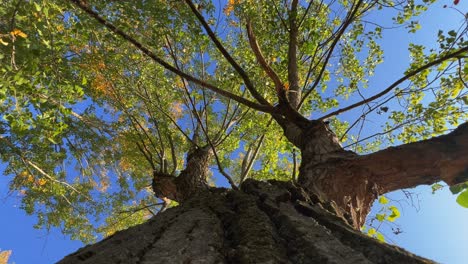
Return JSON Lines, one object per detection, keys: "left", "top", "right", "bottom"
{"left": 152, "top": 145, "right": 213, "bottom": 203}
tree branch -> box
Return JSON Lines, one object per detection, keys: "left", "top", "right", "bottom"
{"left": 69, "top": 0, "right": 275, "bottom": 114}
{"left": 287, "top": 0, "right": 301, "bottom": 109}
{"left": 246, "top": 20, "right": 284, "bottom": 96}
{"left": 320, "top": 46, "right": 468, "bottom": 120}
{"left": 184, "top": 0, "right": 271, "bottom": 107}
{"left": 299, "top": 0, "right": 364, "bottom": 110}
{"left": 356, "top": 122, "right": 468, "bottom": 193}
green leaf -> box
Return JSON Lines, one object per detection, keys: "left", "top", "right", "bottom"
{"left": 387, "top": 206, "right": 401, "bottom": 222}
{"left": 456, "top": 190, "right": 468, "bottom": 208}
{"left": 34, "top": 2, "right": 42, "bottom": 11}
{"left": 367, "top": 228, "right": 376, "bottom": 236}
{"left": 378, "top": 196, "right": 389, "bottom": 205}
{"left": 376, "top": 233, "right": 385, "bottom": 242}
{"left": 448, "top": 30, "right": 457, "bottom": 37}
{"left": 376, "top": 213, "right": 386, "bottom": 222}
{"left": 463, "top": 96, "right": 468, "bottom": 105}
{"left": 431, "top": 183, "right": 444, "bottom": 194}
{"left": 449, "top": 182, "right": 468, "bottom": 194}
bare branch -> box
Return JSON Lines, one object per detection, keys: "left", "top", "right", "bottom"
{"left": 357, "top": 122, "right": 468, "bottom": 193}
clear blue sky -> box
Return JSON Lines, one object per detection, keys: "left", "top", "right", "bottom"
{"left": 1, "top": 1, "right": 467, "bottom": 263}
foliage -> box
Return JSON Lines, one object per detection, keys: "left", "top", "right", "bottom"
{"left": 0, "top": 0, "right": 466, "bottom": 242}
{"left": 0, "top": 250, "right": 12, "bottom": 264}
{"left": 364, "top": 195, "right": 402, "bottom": 242}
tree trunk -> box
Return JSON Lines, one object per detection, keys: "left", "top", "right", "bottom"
{"left": 58, "top": 180, "right": 431, "bottom": 264}
{"left": 286, "top": 120, "right": 468, "bottom": 229}
{"left": 58, "top": 122, "right": 468, "bottom": 263}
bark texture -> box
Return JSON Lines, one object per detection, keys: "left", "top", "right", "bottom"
{"left": 152, "top": 145, "right": 213, "bottom": 202}
{"left": 58, "top": 180, "right": 431, "bottom": 264}
{"left": 290, "top": 121, "right": 468, "bottom": 229}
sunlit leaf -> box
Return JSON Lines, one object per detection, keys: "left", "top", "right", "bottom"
{"left": 456, "top": 190, "right": 468, "bottom": 208}
{"left": 378, "top": 196, "right": 389, "bottom": 205}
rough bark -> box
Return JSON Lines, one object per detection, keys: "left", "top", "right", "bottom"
{"left": 58, "top": 180, "right": 431, "bottom": 264}
{"left": 59, "top": 115, "right": 468, "bottom": 264}
{"left": 295, "top": 121, "right": 468, "bottom": 229}
{"left": 152, "top": 145, "right": 213, "bottom": 202}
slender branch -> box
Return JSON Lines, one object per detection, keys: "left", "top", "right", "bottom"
{"left": 117, "top": 202, "right": 164, "bottom": 215}
{"left": 167, "top": 134, "right": 178, "bottom": 175}
{"left": 292, "top": 148, "right": 297, "bottom": 181}
{"left": 135, "top": 141, "right": 156, "bottom": 171}
{"left": 69, "top": 0, "right": 275, "bottom": 114}
{"left": 299, "top": 0, "right": 364, "bottom": 110}
{"left": 239, "top": 117, "right": 274, "bottom": 182}
{"left": 320, "top": 46, "right": 468, "bottom": 120}
{"left": 297, "top": 0, "right": 314, "bottom": 29}
{"left": 271, "top": 1, "right": 289, "bottom": 32}
{"left": 23, "top": 157, "right": 92, "bottom": 201}
{"left": 287, "top": 0, "right": 301, "bottom": 109}
{"left": 184, "top": 0, "right": 271, "bottom": 107}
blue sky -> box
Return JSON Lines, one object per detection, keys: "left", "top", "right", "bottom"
{"left": 1, "top": 1, "right": 468, "bottom": 263}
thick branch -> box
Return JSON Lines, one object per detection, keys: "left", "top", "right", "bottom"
{"left": 246, "top": 21, "right": 284, "bottom": 96}
{"left": 320, "top": 46, "right": 468, "bottom": 119}
{"left": 69, "top": 0, "right": 275, "bottom": 114}
{"left": 357, "top": 122, "right": 468, "bottom": 193}
{"left": 297, "top": 121, "right": 468, "bottom": 228}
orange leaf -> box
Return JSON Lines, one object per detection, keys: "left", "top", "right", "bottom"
{"left": 10, "top": 28, "right": 27, "bottom": 38}
{"left": 0, "top": 250, "right": 12, "bottom": 264}
{"left": 37, "top": 178, "right": 47, "bottom": 186}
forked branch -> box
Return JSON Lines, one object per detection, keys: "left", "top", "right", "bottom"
{"left": 184, "top": 0, "right": 271, "bottom": 107}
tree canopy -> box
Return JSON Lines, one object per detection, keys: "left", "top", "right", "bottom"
{"left": 0, "top": 0, "right": 467, "bottom": 245}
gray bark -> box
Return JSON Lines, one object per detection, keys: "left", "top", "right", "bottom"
{"left": 58, "top": 180, "right": 432, "bottom": 264}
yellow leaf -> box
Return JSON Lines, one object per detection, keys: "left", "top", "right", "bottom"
{"left": 0, "top": 250, "right": 12, "bottom": 264}
{"left": 11, "top": 28, "right": 27, "bottom": 38}
{"left": 27, "top": 175, "right": 34, "bottom": 183}
{"left": 0, "top": 38, "right": 8, "bottom": 46}
{"left": 37, "top": 178, "right": 47, "bottom": 186}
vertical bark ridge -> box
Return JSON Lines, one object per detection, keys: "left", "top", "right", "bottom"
{"left": 221, "top": 191, "right": 289, "bottom": 263}
{"left": 242, "top": 180, "right": 433, "bottom": 264}
{"left": 57, "top": 203, "right": 183, "bottom": 264}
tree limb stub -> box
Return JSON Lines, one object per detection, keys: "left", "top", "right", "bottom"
{"left": 152, "top": 146, "right": 213, "bottom": 203}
